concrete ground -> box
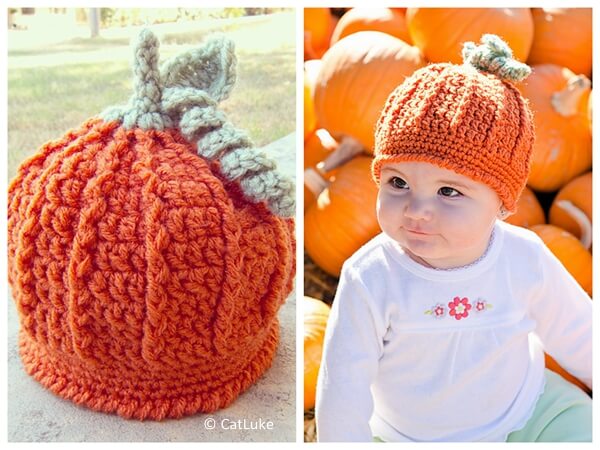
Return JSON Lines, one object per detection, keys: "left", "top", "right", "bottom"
{"left": 7, "top": 133, "right": 298, "bottom": 442}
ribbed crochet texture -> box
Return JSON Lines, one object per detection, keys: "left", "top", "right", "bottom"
{"left": 7, "top": 30, "right": 295, "bottom": 420}
{"left": 372, "top": 34, "right": 535, "bottom": 212}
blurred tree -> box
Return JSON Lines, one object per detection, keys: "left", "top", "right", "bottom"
{"left": 89, "top": 8, "right": 100, "bottom": 37}
{"left": 100, "top": 8, "right": 115, "bottom": 27}
{"left": 8, "top": 8, "right": 17, "bottom": 27}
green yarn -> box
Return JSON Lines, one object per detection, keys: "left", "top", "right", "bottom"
{"left": 462, "top": 34, "right": 531, "bottom": 83}
{"left": 101, "top": 29, "right": 295, "bottom": 218}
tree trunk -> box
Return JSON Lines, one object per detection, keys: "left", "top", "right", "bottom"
{"left": 89, "top": 8, "right": 99, "bottom": 38}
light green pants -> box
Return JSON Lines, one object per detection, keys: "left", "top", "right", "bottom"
{"left": 506, "top": 369, "right": 592, "bottom": 442}
{"left": 373, "top": 369, "right": 592, "bottom": 442}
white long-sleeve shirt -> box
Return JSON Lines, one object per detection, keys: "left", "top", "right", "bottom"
{"left": 316, "top": 220, "right": 592, "bottom": 442}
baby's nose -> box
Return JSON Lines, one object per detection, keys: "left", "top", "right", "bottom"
{"left": 403, "top": 197, "right": 433, "bottom": 221}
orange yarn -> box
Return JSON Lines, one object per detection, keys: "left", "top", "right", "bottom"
{"left": 7, "top": 118, "right": 295, "bottom": 420}
{"left": 372, "top": 63, "right": 535, "bottom": 213}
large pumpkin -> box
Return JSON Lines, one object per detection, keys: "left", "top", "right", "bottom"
{"left": 504, "top": 186, "right": 545, "bottom": 229}
{"left": 588, "top": 90, "right": 593, "bottom": 135}
{"left": 530, "top": 224, "right": 592, "bottom": 296}
{"left": 304, "top": 296, "right": 331, "bottom": 410}
{"left": 405, "top": 8, "right": 534, "bottom": 64}
{"left": 304, "top": 8, "right": 335, "bottom": 60}
{"left": 330, "top": 8, "right": 412, "bottom": 46}
{"left": 304, "top": 59, "right": 323, "bottom": 94}
{"left": 549, "top": 171, "right": 592, "bottom": 249}
{"left": 518, "top": 65, "right": 592, "bottom": 192}
{"left": 528, "top": 8, "right": 592, "bottom": 79}
{"left": 313, "top": 31, "right": 424, "bottom": 153}
{"left": 305, "top": 156, "right": 381, "bottom": 276}
{"left": 304, "top": 59, "right": 323, "bottom": 130}
{"left": 304, "top": 72, "right": 317, "bottom": 140}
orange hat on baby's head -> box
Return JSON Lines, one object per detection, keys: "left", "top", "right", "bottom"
{"left": 7, "top": 30, "right": 295, "bottom": 420}
{"left": 372, "top": 34, "right": 535, "bottom": 213}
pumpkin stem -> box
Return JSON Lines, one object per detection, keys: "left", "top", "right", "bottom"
{"left": 304, "top": 167, "right": 330, "bottom": 198}
{"left": 312, "top": 129, "right": 339, "bottom": 162}
{"left": 555, "top": 200, "right": 592, "bottom": 250}
{"left": 102, "top": 28, "right": 167, "bottom": 130}
{"left": 314, "top": 128, "right": 338, "bottom": 149}
{"left": 316, "top": 135, "right": 364, "bottom": 174}
{"left": 551, "top": 75, "right": 592, "bottom": 117}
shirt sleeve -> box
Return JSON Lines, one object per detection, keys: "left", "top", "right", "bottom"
{"left": 528, "top": 238, "right": 592, "bottom": 389}
{"left": 315, "top": 264, "right": 385, "bottom": 442}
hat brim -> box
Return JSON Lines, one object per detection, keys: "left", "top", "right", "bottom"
{"left": 18, "top": 320, "right": 279, "bottom": 420}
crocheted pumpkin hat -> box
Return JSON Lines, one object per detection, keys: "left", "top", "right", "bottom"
{"left": 7, "top": 29, "right": 295, "bottom": 420}
{"left": 372, "top": 34, "right": 535, "bottom": 213}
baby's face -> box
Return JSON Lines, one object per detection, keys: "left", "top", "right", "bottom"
{"left": 377, "top": 161, "right": 502, "bottom": 269}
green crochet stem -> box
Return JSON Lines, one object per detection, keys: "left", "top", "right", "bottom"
{"left": 101, "top": 29, "right": 295, "bottom": 218}
{"left": 462, "top": 34, "right": 531, "bottom": 83}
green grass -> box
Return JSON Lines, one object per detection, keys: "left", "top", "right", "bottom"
{"left": 7, "top": 23, "right": 295, "bottom": 181}
{"left": 8, "top": 36, "right": 132, "bottom": 57}
{"left": 229, "top": 49, "right": 295, "bottom": 144}
{"left": 8, "top": 62, "right": 131, "bottom": 180}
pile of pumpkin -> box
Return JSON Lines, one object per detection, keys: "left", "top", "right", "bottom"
{"left": 304, "top": 7, "right": 592, "bottom": 441}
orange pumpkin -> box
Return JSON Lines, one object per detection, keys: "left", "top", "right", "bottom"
{"left": 304, "top": 33, "right": 318, "bottom": 61}
{"left": 304, "top": 8, "right": 335, "bottom": 60}
{"left": 313, "top": 31, "right": 424, "bottom": 154}
{"left": 545, "top": 353, "right": 591, "bottom": 396}
{"left": 304, "top": 130, "right": 339, "bottom": 212}
{"left": 304, "top": 59, "right": 323, "bottom": 95}
{"left": 305, "top": 129, "right": 339, "bottom": 171}
{"left": 405, "top": 8, "right": 534, "bottom": 64}
{"left": 304, "top": 72, "right": 317, "bottom": 140}
{"left": 530, "top": 224, "right": 592, "bottom": 296}
{"left": 305, "top": 131, "right": 366, "bottom": 213}
{"left": 304, "top": 296, "right": 331, "bottom": 410}
{"left": 549, "top": 172, "right": 592, "bottom": 249}
{"left": 504, "top": 186, "right": 545, "bottom": 229}
{"left": 518, "top": 65, "right": 591, "bottom": 192}
{"left": 304, "top": 59, "right": 323, "bottom": 131}
{"left": 305, "top": 156, "right": 381, "bottom": 276}
{"left": 588, "top": 90, "right": 593, "bottom": 135}
{"left": 528, "top": 8, "right": 592, "bottom": 79}
{"left": 330, "top": 8, "right": 412, "bottom": 46}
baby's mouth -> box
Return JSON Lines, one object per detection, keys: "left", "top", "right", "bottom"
{"left": 405, "top": 228, "right": 433, "bottom": 236}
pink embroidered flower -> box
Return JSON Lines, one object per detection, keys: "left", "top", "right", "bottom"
{"left": 424, "top": 303, "right": 446, "bottom": 318}
{"left": 448, "top": 297, "right": 472, "bottom": 320}
{"left": 432, "top": 303, "right": 445, "bottom": 318}
{"left": 475, "top": 299, "right": 487, "bottom": 312}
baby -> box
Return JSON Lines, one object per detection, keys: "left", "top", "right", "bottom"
{"left": 315, "top": 35, "right": 592, "bottom": 442}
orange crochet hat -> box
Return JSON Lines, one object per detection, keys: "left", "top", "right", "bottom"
{"left": 7, "top": 30, "right": 295, "bottom": 420}
{"left": 372, "top": 34, "right": 535, "bottom": 213}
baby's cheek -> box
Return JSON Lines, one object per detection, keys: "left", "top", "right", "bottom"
{"left": 377, "top": 191, "right": 402, "bottom": 228}
{"left": 439, "top": 209, "right": 490, "bottom": 247}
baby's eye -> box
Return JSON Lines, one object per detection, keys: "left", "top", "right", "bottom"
{"left": 389, "top": 176, "right": 408, "bottom": 190}
{"left": 439, "top": 186, "right": 462, "bottom": 197}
